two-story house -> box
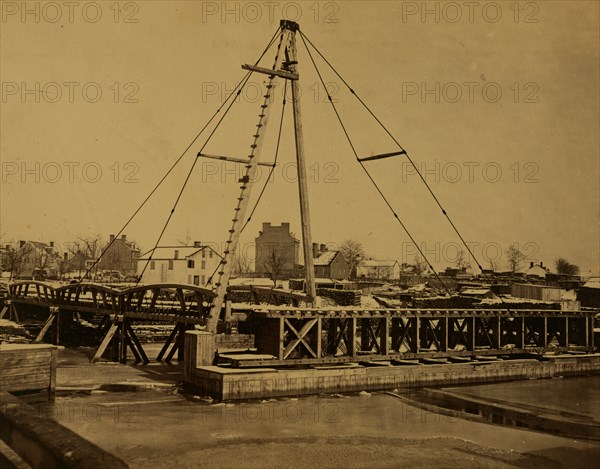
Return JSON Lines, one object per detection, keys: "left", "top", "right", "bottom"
{"left": 99, "top": 234, "right": 140, "bottom": 276}
{"left": 6, "top": 240, "right": 61, "bottom": 278}
{"left": 137, "top": 242, "right": 221, "bottom": 286}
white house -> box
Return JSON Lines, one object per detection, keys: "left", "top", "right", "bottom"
{"left": 357, "top": 259, "right": 401, "bottom": 280}
{"left": 137, "top": 243, "right": 221, "bottom": 286}
{"left": 516, "top": 261, "right": 555, "bottom": 279}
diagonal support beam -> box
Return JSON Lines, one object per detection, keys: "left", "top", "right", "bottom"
{"left": 283, "top": 318, "right": 318, "bottom": 359}
{"left": 91, "top": 318, "right": 119, "bottom": 363}
{"left": 34, "top": 309, "right": 58, "bottom": 343}
{"left": 198, "top": 153, "right": 275, "bottom": 167}
{"left": 358, "top": 150, "right": 406, "bottom": 162}
{"left": 125, "top": 321, "right": 149, "bottom": 364}
{"left": 242, "top": 63, "right": 299, "bottom": 80}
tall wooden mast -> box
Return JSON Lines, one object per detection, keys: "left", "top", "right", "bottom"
{"left": 285, "top": 21, "right": 317, "bottom": 303}
{"left": 206, "top": 20, "right": 316, "bottom": 333}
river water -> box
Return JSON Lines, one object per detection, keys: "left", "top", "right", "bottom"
{"left": 444, "top": 375, "right": 600, "bottom": 421}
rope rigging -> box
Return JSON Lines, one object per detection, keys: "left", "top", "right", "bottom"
{"left": 300, "top": 30, "right": 504, "bottom": 299}
{"left": 298, "top": 32, "right": 453, "bottom": 297}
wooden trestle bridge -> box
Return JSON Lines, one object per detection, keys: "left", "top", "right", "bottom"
{"left": 2, "top": 281, "right": 217, "bottom": 364}
{"left": 1, "top": 280, "right": 596, "bottom": 367}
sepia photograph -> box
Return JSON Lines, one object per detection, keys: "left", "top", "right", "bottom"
{"left": 1, "top": 1, "right": 599, "bottom": 468}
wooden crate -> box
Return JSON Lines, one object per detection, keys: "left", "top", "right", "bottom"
{"left": 0, "top": 344, "right": 57, "bottom": 399}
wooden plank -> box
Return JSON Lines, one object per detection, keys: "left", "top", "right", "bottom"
{"left": 241, "top": 63, "right": 299, "bottom": 80}
{"left": 49, "top": 348, "right": 56, "bottom": 397}
{"left": 176, "top": 289, "right": 186, "bottom": 313}
{"left": 413, "top": 317, "right": 420, "bottom": 353}
{"left": 0, "top": 373, "right": 50, "bottom": 391}
{"left": 358, "top": 150, "right": 406, "bottom": 162}
{"left": 125, "top": 322, "right": 149, "bottom": 364}
{"left": 315, "top": 317, "right": 322, "bottom": 359}
{"left": 0, "top": 354, "right": 54, "bottom": 367}
{"left": 165, "top": 340, "right": 180, "bottom": 363}
{"left": 0, "top": 365, "right": 52, "bottom": 377}
{"left": 518, "top": 317, "right": 525, "bottom": 349}
{"left": 149, "top": 289, "right": 159, "bottom": 310}
{"left": 380, "top": 317, "right": 390, "bottom": 355}
{"left": 441, "top": 317, "right": 448, "bottom": 352}
{"left": 126, "top": 336, "right": 142, "bottom": 363}
{"left": 91, "top": 321, "right": 119, "bottom": 363}
{"left": 348, "top": 317, "right": 357, "bottom": 357}
{"left": 119, "top": 318, "right": 127, "bottom": 364}
{"left": 156, "top": 324, "right": 180, "bottom": 362}
{"left": 198, "top": 153, "right": 275, "bottom": 167}
{"left": 34, "top": 312, "right": 56, "bottom": 343}
{"left": 278, "top": 317, "right": 285, "bottom": 360}
{"left": 11, "top": 304, "right": 19, "bottom": 323}
{"left": 494, "top": 317, "right": 501, "bottom": 350}
{"left": 283, "top": 318, "right": 318, "bottom": 359}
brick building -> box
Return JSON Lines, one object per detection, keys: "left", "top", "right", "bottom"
{"left": 254, "top": 222, "right": 300, "bottom": 275}
{"left": 99, "top": 235, "right": 140, "bottom": 276}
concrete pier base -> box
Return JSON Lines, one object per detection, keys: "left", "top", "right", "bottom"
{"left": 184, "top": 354, "right": 600, "bottom": 401}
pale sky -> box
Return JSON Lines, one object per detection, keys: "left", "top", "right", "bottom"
{"left": 1, "top": 1, "right": 599, "bottom": 275}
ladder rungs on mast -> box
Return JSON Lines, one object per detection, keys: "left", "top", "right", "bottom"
{"left": 197, "top": 153, "right": 275, "bottom": 167}
{"left": 358, "top": 150, "right": 407, "bottom": 163}
{"left": 242, "top": 64, "right": 299, "bottom": 81}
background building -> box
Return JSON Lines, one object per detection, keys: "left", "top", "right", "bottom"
{"left": 357, "top": 259, "right": 401, "bottom": 280}
{"left": 99, "top": 235, "right": 140, "bottom": 276}
{"left": 313, "top": 244, "right": 350, "bottom": 280}
{"left": 0, "top": 241, "right": 60, "bottom": 278}
{"left": 137, "top": 242, "right": 221, "bottom": 285}
{"left": 254, "top": 223, "right": 300, "bottom": 276}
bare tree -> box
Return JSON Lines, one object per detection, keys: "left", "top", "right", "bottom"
{"left": 505, "top": 243, "right": 526, "bottom": 273}
{"left": 34, "top": 247, "right": 53, "bottom": 271}
{"left": 57, "top": 256, "right": 71, "bottom": 278}
{"left": 1, "top": 243, "right": 26, "bottom": 279}
{"left": 233, "top": 252, "right": 253, "bottom": 276}
{"left": 413, "top": 254, "right": 427, "bottom": 275}
{"left": 264, "top": 247, "right": 287, "bottom": 287}
{"left": 555, "top": 257, "right": 579, "bottom": 276}
{"left": 339, "top": 239, "right": 365, "bottom": 279}
{"left": 455, "top": 248, "right": 472, "bottom": 271}
{"left": 176, "top": 231, "right": 192, "bottom": 246}
{"left": 67, "top": 235, "right": 102, "bottom": 276}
